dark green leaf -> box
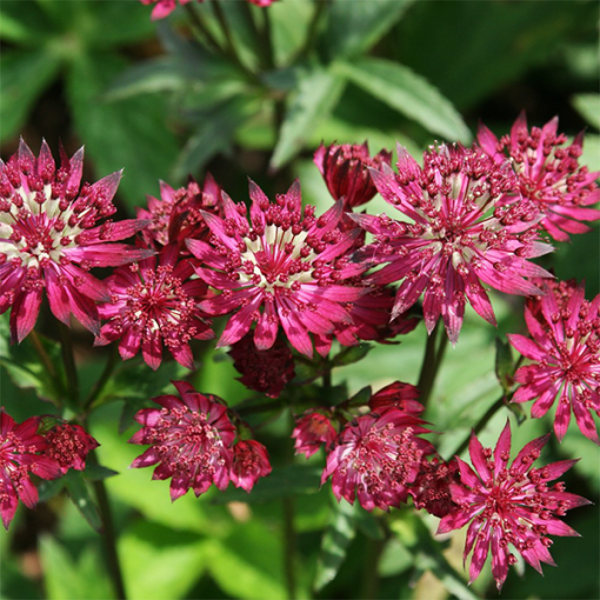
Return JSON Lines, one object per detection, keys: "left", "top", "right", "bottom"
{"left": 332, "top": 344, "right": 372, "bottom": 367}
{"left": 37, "top": 478, "right": 66, "bottom": 503}
{"left": 270, "top": 67, "right": 346, "bottom": 171}
{"left": 495, "top": 337, "right": 514, "bottom": 393}
{"left": 0, "top": 1, "right": 55, "bottom": 45}
{"left": 83, "top": 463, "right": 119, "bottom": 481}
{"left": 345, "top": 386, "right": 372, "bottom": 408}
{"left": 354, "top": 509, "right": 385, "bottom": 541}
{"left": 323, "top": 0, "right": 414, "bottom": 60}
{"left": 313, "top": 499, "right": 357, "bottom": 591}
{"left": 333, "top": 58, "right": 471, "bottom": 143}
{"left": 64, "top": 471, "right": 102, "bottom": 533}
{"left": 0, "top": 50, "right": 61, "bottom": 142}
{"left": 212, "top": 464, "right": 322, "bottom": 504}
{"left": 66, "top": 51, "right": 179, "bottom": 212}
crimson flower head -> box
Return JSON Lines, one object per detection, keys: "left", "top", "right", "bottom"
{"left": 314, "top": 142, "right": 392, "bottom": 209}
{"left": 478, "top": 112, "right": 600, "bottom": 241}
{"left": 137, "top": 174, "right": 223, "bottom": 249}
{"left": 42, "top": 422, "right": 99, "bottom": 475}
{"left": 0, "top": 411, "right": 61, "bottom": 529}
{"left": 322, "top": 408, "right": 434, "bottom": 511}
{"left": 228, "top": 332, "right": 295, "bottom": 398}
{"left": 0, "top": 139, "right": 151, "bottom": 343}
{"left": 129, "top": 381, "right": 236, "bottom": 501}
{"left": 140, "top": 0, "right": 194, "bottom": 20}
{"left": 410, "top": 456, "right": 460, "bottom": 518}
{"left": 292, "top": 412, "right": 337, "bottom": 458}
{"left": 230, "top": 440, "right": 272, "bottom": 492}
{"left": 508, "top": 280, "right": 600, "bottom": 443}
{"left": 369, "top": 381, "right": 424, "bottom": 415}
{"left": 355, "top": 143, "right": 553, "bottom": 343}
{"left": 95, "top": 243, "right": 213, "bottom": 370}
{"left": 438, "top": 421, "right": 590, "bottom": 591}
{"left": 187, "top": 180, "right": 366, "bottom": 358}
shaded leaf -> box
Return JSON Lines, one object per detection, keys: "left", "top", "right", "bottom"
{"left": 0, "top": 1, "right": 54, "bottom": 45}
{"left": 83, "top": 463, "right": 119, "bottom": 481}
{"left": 494, "top": 336, "right": 514, "bottom": 394}
{"left": 64, "top": 471, "right": 102, "bottom": 533}
{"left": 573, "top": 93, "right": 600, "bottom": 131}
{"left": 332, "top": 343, "right": 372, "bottom": 367}
{"left": 37, "top": 478, "right": 66, "bottom": 503}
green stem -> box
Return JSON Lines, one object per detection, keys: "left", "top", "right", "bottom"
{"left": 184, "top": 3, "right": 224, "bottom": 54}
{"left": 293, "top": 0, "right": 328, "bottom": 62}
{"left": 58, "top": 322, "right": 79, "bottom": 410}
{"left": 84, "top": 346, "right": 119, "bottom": 411}
{"left": 361, "top": 536, "right": 386, "bottom": 600}
{"left": 29, "top": 328, "right": 59, "bottom": 382}
{"left": 417, "top": 321, "right": 446, "bottom": 406}
{"left": 241, "top": 2, "right": 271, "bottom": 70}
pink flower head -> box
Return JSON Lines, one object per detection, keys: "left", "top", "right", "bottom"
{"left": 322, "top": 408, "right": 434, "bottom": 511}
{"left": 187, "top": 180, "right": 366, "bottom": 358}
{"left": 95, "top": 243, "right": 213, "bottom": 370}
{"left": 137, "top": 174, "right": 223, "bottom": 249}
{"left": 438, "top": 421, "right": 590, "bottom": 590}
{"left": 140, "top": 0, "right": 194, "bottom": 20}
{"left": 0, "top": 139, "right": 152, "bottom": 343}
{"left": 230, "top": 440, "right": 272, "bottom": 492}
{"left": 369, "top": 381, "right": 424, "bottom": 415}
{"left": 508, "top": 280, "right": 600, "bottom": 443}
{"left": 42, "top": 422, "right": 99, "bottom": 474}
{"left": 355, "top": 143, "right": 553, "bottom": 343}
{"left": 228, "top": 332, "right": 295, "bottom": 398}
{"left": 129, "top": 381, "right": 236, "bottom": 501}
{"left": 314, "top": 142, "right": 392, "bottom": 209}
{"left": 247, "top": 0, "right": 277, "bottom": 6}
{"left": 292, "top": 412, "right": 337, "bottom": 458}
{"left": 478, "top": 113, "right": 600, "bottom": 241}
{"left": 410, "top": 456, "right": 460, "bottom": 517}
{"left": 0, "top": 411, "right": 61, "bottom": 529}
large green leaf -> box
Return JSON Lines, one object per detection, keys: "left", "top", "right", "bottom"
{"left": 333, "top": 58, "right": 471, "bottom": 143}
{"left": 0, "top": 49, "right": 61, "bottom": 142}
{"left": 322, "top": 0, "right": 414, "bottom": 60}
{"left": 270, "top": 67, "right": 346, "bottom": 170}
{"left": 0, "top": 0, "right": 55, "bottom": 45}
{"left": 66, "top": 51, "right": 179, "bottom": 212}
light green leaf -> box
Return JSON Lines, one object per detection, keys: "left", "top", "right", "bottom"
{"left": 333, "top": 58, "right": 471, "bottom": 143}
{"left": 495, "top": 337, "right": 514, "bottom": 394}
{"left": 0, "top": 1, "right": 54, "bottom": 45}
{"left": 313, "top": 499, "right": 356, "bottom": 591}
{"left": 66, "top": 51, "right": 179, "bottom": 212}
{"left": 64, "top": 471, "right": 102, "bottom": 533}
{"left": 270, "top": 68, "right": 346, "bottom": 171}
{"left": 0, "top": 50, "right": 61, "bottom": 142}
{"left": 573, "top": 94, "right": 600, "bottom": 131}
{"left": 323, "top": 0, "right": 414, "bottom": 60}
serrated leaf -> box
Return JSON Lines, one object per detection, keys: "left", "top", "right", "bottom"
{"left": 573, "top": 94, "right": 600, "bottom": 131}
{"left": 495, "top": 336, "right": 514, "bottom": 393}
{"left": 0, "top": 50, "right": 61, "bottom": 143}
{"left": 270, "top": 68, "right": 346, "bottom": 170}
{"left": 323, "top": 0, "right": 414, "bottom": 60}
{"left": 313, "top": 499, "right": 357, "bottom": 591}
{"left": 66, "top": 51, "right": 179, "bottom": 212}
{"left": 333, "top": 58, "right": 471, "bottom": 143}
{"left": 64, "top": 471, "right": 102, "bottom": 533}
{"left": 212, "top": 464, "right": 322, "bottom": 505}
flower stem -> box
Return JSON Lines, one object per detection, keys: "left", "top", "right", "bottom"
{"left": 282, "top": 495, "right": 297, "bottom": 600}
{"left": 29, "top": 330, "right": 61, "bottom": 400}
{"left": 361, "top": 536, "right": 386, "bottom": 599}
{"left": 294, "top": 0, "right": 328, "bottom": 62}
{"left": 417, "top": 321, "right": 447, "bottom": 406}
{"left": 57, "top": 322, "right": 79, "bottom": 410}
{"left": 84, "top": 346, "right": 119, "bottom": 411}
{"left": 184, "top": 3, "right": 224, "bottom": 55}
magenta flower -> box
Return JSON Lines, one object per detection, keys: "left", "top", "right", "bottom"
{"left": 95, "top": 243, "right": 213, "bottom": 370}
{"left": 410, "top": 457, "right": 460, "bottom": 518}
{"left": 478, "top": 113, "right": 600, "bottom": 241}
{"left": 314, "top": 142, "right": 392, "bottom": 209}
{"left": 129, "top": 381, "right": 236, "bottom": 500}
{"left": 137, "top": 174, "right": 223, "bottom": 249}
{"left": 0, "top": 411, "right": 61, "bottom": 529}
{"left": 187, "top": 180, "right": 366, "bottom": 358}
{"left": 355, "top": 143, "right": 553, "bottom": 343}
{"left": 322, "top": 408, "right": 434, "bottom": 511}
{"left": 508, "top": 280, "right": 600, "bottom": 443}
{"left": 230, "top": 440, "right": 272, "bottom": 492}
{"left": 292, "top": 412, "right": 337, "bottom": 459}
{"left": 140, "top": 0, "right": 194, "bottom": 20}
{"left": 0, "top": 139, "right": 151, "bottom": 343}
{"left": 228, "top": 332, "right": 295, "bottom": 398}
{"left": 43, "top": 423, "right": 99, "bottom": 474}
{"left": 369, "top": 381, "right": 424, "bottom": 415}
{"left": 438, "top": 421, "right": 590, "bottom": 590}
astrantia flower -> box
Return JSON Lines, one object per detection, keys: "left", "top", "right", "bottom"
{"left": 410, "top": 456, "right": 460, "bottom": 518}
{"left": 322, "top": 408, "right": 434, "bottom": 511}
{"left": 508, "top": 280, "right": 600, "bottom": 443}
{"left": 95, "top": 243, "right": 213, "bottom": 370}
{"left": 42, "top": 422, "right": 99, "bottom": 474}
{"left": 0, "top": 411, "right": 61, "bottom": 529}
{"left": 314, "top": 142, "right": 392, "bottom": 209}
{"left": 228, "top": 332, "right": 295, "bottom": 398}
{"left": 292, "top": 412, "right": 337, "bottom": 458}
{"left": 137, "top": 174, "right": 223, "bottom": 249}
{"left": 187, "top": 180, "right": 366, "bottom": 357}
{"left": 0, "top": 139, "right": 151, "bottom": 343}
{"left": 230, "top": 440, "right": 272, "bottom": 492}
{"left": 438, "top": 421, "right": 590, "bottom": 590}
{"left": 140, "top": 0, "right": 194, "bottom": 20}
{"left": 369, "top": 381, "right": 424, "bottom": 415}
{"left": 355, "top": 143, "right": 553, "bottom": 343}
{"left": 129, "top": 381, "right": 235, "bottom": 500}
{"left": 478, "top": 113, "right": 600, "bottom": 241}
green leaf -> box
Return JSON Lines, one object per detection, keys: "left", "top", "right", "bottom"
{"left": 333, "top": 58, "right": 471, "bottom": 143}
{"left": 66, "top": 51, "right": 179, "bottom": 212}
{"left": 323, "top": 0, "right": 414, "bottom": 60}
{"left": 83, "top": 463, "right": 119, "bottom": 481}
{"left": 0, "top": 1, "right": 56, "bottom": 44}
{"left": 313, "top": 499, "right": 357, "bottom": 591}
{"left": 332, "top": 344, "right": 372, "bottom": 367}
{"left": 64, "top": 471, "right": 102, "bottom": 533}
{"left": 37, "top": 478, "right": 66, "bottom": 503}
{"left": 212, "top": 464, "right": 323, "bottom": 504}
{"left": 494, "top": 337, "right": 514, "bottom": 394}
{"left": 573, "top": 94, "right": 600, "bottom": 131}
{"left": 0, "top": 50, "right": 61, "bottom": 143}
{"left": 270, "top": 68, "right": 346, "bottom": 171}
